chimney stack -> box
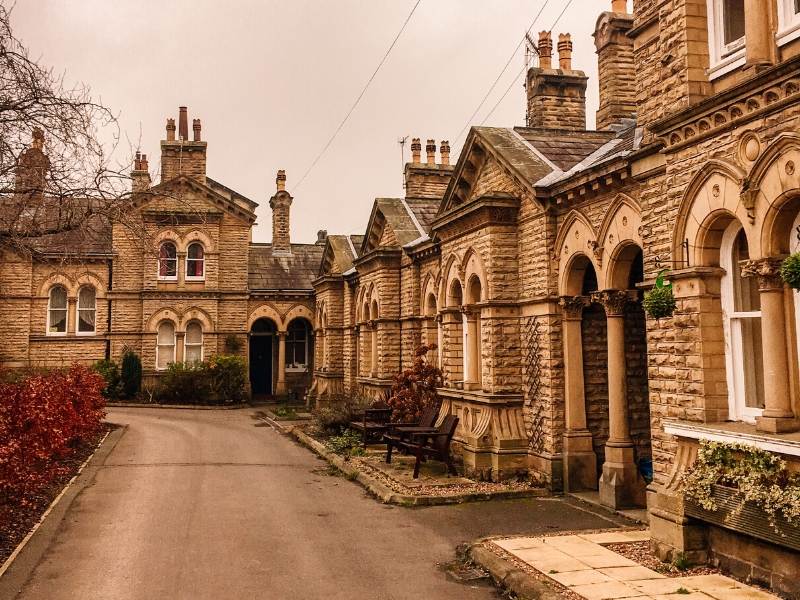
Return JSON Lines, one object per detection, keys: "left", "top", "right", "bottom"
{"left": 316, "top": 230, "right": 328, "bottom": 245}
{"left": 411, "top": 138, "right": 422, "bottom": 164}
{"left": 178, "top": 106, "right": 189, "bottom": 141}
{"left": 594, "top": 2, "right": 636, "bottom": 130}
{"left": 538, "top": 31, "right": 553, "bottom": 70}
{"left": 426, "top": 139, "right": 436, "bottom": 166}
{"left": 161, "top": 107, "right": 207, "bottom": 183}
{"left": 14, "top": 128, "right": 50, "bottom": 199}
{"left": 558, "top": 34, "right": 573, "bottom": 70}
{"left": 526, "top": 32, "right": 587, "bottom": 130}
{"left": 440, "top": 140, "right": 450, "bottom": 166}
{"left": 131, "top": 151, "right": 151, "bottom": 193}
{"left": 270, "top": 169, "right": 293, "bottom": 255}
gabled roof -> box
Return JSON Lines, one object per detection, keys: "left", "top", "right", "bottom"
{"left": 248, "top": 243, "right": 325, "bottom": 291}
{"left": 360, "top": 197, "right": 427, "bottom": 255}
{"left": 206, "top": 177, "right": 258, "bottom": 211}
{"left": 143, "top": 175, "right": 257, "bottom": 224}
{"left": 514, "top": 127, "right": 616, "bottom": 171}
{"left": 318, "top": 234, "right": 362, "bottom": 276}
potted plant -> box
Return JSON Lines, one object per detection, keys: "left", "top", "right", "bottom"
{"left": 781, "top": 253, "right": 800, "bottom": 290}
{"left": 643, "top": 269, "right": 676, "bottom": 319}
{"left": 681, "top": 441, "right": 800, "bottom": 551}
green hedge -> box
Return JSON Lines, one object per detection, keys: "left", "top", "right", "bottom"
{"left": 154, "top": 355, "right": 247, "bottom": 405}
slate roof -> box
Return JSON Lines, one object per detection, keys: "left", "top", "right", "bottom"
{"left": 404, "top": 198, "right": 440, "bottom": 234}
{"left": 364, "top": 198, "right": 426, "bottom": 252}
{"left": 248, "top": 243, "right": 325, "bottom": 291}
{"left": 323, "top": 234, "right": 361, "bottom": 275}
{"left": 514, "top": 127, "right": 616, "bottom": 171}
{"left": 472, "top": 127, "right": 555, "bottom": 185}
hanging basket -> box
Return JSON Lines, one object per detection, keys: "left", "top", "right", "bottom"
{"left": 780, "top": 253, "right": 800, "bottom": 290}
{"left": 643, "top": 270, "right": 676, "bottom": 319}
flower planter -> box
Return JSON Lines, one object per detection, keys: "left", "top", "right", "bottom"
{"left": 685, "top": 484, "right": 800, "bottom": 551}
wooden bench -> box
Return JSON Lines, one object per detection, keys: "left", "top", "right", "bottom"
{"left": 389, "top": 415, "right": 459, "bottom": 479}
{"left": 349, "top": 407, "right": 393, "bottom": 448}
{"left": 383, "top": 404, "right": 440, "bottom": 460}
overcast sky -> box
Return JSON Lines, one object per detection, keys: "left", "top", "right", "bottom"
{"left": 14, "top": 0, "right": 629, "bottom": 244}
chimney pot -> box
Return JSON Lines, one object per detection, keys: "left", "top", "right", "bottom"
{"left": 411, "top": 137, "right": 421, "bottom": 163}
{"left": 538, "top": 31, "right": 553, "bottom": 69}
{"left": 276, "top": 169, "right": 286, "bottom": 191}
{"left": 166, "top": 118, "right": 176, "bottom": 141}
{"left": 317, "top": 230, "right": 328, "bottom": 244}
{"left": 192, "top": 119, "right": 201, "bottom": 142}
{"left": 178, "top": 106, "right": 188, "bottom": 141}
{"left": 440, "top": 140, "right": 450, "bottom": 166}
{"left": 425, "top": 139, "right": 436, "bottom": 166}
{"left": 558, "top": 33, "right": 573, "bottom": 70}
{"left": 134, "top": 150, "right": 141, "bottom": 171}
{"left": 31, "top": 127, "right": 44, "bottom": 150}
{"left": 141, "top": 154, "right": 148, "bottom": 170}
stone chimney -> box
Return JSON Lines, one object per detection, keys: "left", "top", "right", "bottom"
{"left": 160, "top": 106, "right": 207, "bottom": 183}
{"left": 316, "top": 230, "right": 328, "bottom": 245}
{"left": 526, "top": 31, "right": 588, "bottom": 130}
{"left": 14, "top": 128, "right": 50, "bottom": 199}
{"left": 131, "top": 151, "right": 151, "bottom": 193}
{"left": 270, "top": 169, "right": 293, "bottom": 255}
{"left": 594, "top": 1, "right": 636, "bottom": 130}
{"left": 404, "top": 135, "right": 454, "bottom": 199}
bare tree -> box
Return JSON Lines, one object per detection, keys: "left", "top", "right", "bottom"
{"left": 0, "top": 2, "right": 141, "bottom": 258}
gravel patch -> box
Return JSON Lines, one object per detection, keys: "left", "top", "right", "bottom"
{"left": 602, "top": 541, "right": 718, "bottom": 577}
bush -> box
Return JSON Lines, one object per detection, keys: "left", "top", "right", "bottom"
{"left": 120, "top": 349, "right": 142, "bottom": 399}
{"left": 0, "top": 365, "right": 106, "bottom": 502}
{"left": 325, "top": 429, "right": 365, "bottom": 457}
{"left": 313, "top": 401, "right": 361, "bottom": 436}
{"left": 386, "top": 344, "right": 443, "bottom": 423}
{"left": 155, "top": 361, "right": 212, "bottom": 405}
{"left": 781, "top": 252, "right": 800, "bottom": 290}
{"left": 643, "top": 270, "right": 676, "bottom": 320}
{"left": 92, "top": 359, "right": 121, "bottom": 399}
{"left": 207, "top": 354, "right": 247, "bottom": 404}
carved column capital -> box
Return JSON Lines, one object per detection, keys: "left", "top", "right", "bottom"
{"left": 740, "top": 257, "right": 785, "bottom": 291}
{"left": 558, "top": 295, "right": 589, "bottom": 319}
{"left": 591, "top": 289, "right": 632, "bottom": 317}
{"left": 435, "top": 313, "right": 443, "bottom": 324}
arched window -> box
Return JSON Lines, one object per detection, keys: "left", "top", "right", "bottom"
{"left": 156, "top": 320, "right": 176, "bottom": 370}
{"left": 287, "top": 319, "right": 310, "bottom": 370}
{"left": 185, "top": 242, "right": 205, "bottom": 280}
{"left": 721, "top": 223, "right": 764, "bottom": 421}
{"left": 184, "top": 321, "right": 203, "bottom": 363}
{"left": 76, "top": 286, "right": 96, "bottom": 334}
{"left": 158, "top": 241, "right": 177, "bottom": 280}
{"left": 47, "top": 285, "right": 68, "bottom": 335}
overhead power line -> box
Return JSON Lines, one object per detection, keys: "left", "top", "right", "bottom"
{"left": 452, "top": 0, "right": 550, "bottom": 146}
{"left": 293, "top": 0, "right": 422, "bottom": 191}
{"left": 479, "top": 0, "right": 575, "bottom": 126}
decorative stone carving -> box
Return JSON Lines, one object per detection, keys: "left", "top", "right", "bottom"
{"left": 591, "top": 289, "right": 631, "bottom": 316}
{"left": 739, "top": 177, "right": 759, "bottom": 224}
{"left": 558, "top": 295, "right": 589, "bottom": 319}
{"left": 588, "top": 240, "right": 603, "bottom": 266}
{"left": 740, "top": 257, "right": 785, "bottom": 291}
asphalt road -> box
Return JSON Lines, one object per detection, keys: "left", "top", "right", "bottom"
{"left": 12, "top": 408, "right": 627, "bottom": 600}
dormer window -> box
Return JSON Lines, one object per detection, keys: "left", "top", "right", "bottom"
{"left": 707, "top": 0, "right": 746, "bottom": 78}
{"left": 158, "top": 241, "right": 177, "bottom": 280}
{"left": 185, "top": 242, "right": 205, "bottom": 280}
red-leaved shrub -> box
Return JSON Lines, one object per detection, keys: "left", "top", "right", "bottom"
{"left": 0, "top": 365, "right": 106, "bottom": 503}
{"left": 385, "top": 344, "right": 444, "bottom": 422}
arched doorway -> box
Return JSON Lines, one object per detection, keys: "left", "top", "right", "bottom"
{"left": 250, "top": 318, "right": 277, "bottom": 396}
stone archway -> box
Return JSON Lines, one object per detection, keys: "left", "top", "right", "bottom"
{"left": 249, "top": 317, "right": 277, "bottom": 396}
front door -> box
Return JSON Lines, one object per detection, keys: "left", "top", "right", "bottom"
{"left": 249, "top": 335, "right": 273, "bottom": 395}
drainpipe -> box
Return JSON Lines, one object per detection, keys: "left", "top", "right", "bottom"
{"left": 105, "top": 258, "right": 113, "bottom": 360}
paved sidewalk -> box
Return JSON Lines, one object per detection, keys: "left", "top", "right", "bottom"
{"left": 492, "top": 530, "right": 779, "bottom": 600}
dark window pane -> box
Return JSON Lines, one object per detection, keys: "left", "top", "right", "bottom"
{"left": 723, "top": 0, "right": 745, "bottom": 45}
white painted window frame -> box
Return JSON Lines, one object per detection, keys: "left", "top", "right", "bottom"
{"left": 184, "top": 242, "right": 205, "bottom": 282}
{"left": 46, "top": 285, "right": 68, "bottom": 337}
{"left": 156, "top": 320, "right": 176, "bottom": 371}
{"left": 184, "top": 321, "right": 203, "bottom": 363}
{"left": 706, "top": 0, "right": 747, "bottom": 80}
{"left": 157, "top": 241, "right": 178, "bottom": 281}
{"left": 76, "top": 285, "right": 97, "bottom": 336}
{"left": 777, "top": 0, "right": 800, "bottom": 46}
{"left": 720, "top": 222, "right": 763, "bottom": 423}
{"left": 285, "top": 322, "right": 309, "bottom": 372}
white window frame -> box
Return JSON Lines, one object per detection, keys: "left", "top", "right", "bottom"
{"left": 777, "top": 0, "right": 800, "bottom": 46}
{"left": 185, "top": 242, "right": 205, "bottom": 282}
{"left": 156, "top": 320, "right": 176, "bottom": 371}
{"left": 720, "top": 222, "right": 764, "bottom": 423}
{"left": 184, "top": 321, "right": 204, "bottom": 363}
{"left": 46, "top": 285, "right": 68, "bottom": 337}
{"left": 706, "top": 0, "right": 747, "bottom": 80}
{"left": 285, "top": 321, "right": 309, "bottom": 372}
{"left": 158, "top": 241, "right": 178, "bottom": 281}
{"left": 76, "top": 285, "right": 97, "bottom": 336}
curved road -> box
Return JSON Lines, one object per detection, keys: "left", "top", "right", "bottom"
{"left": 12, "top": 408, "right": 626, "bottom": 600}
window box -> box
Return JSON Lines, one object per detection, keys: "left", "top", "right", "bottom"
{"left": 685, "top": 483, "right": 800, "bottom": 551}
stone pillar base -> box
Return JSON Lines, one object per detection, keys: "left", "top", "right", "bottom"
{"left": 599, "top": 444, "right": 646, "bottom": 509}
{"left": 458, "top": 444, "right": 528, "bottom": 482}
{"left": 756, "top": 415, "right": 800, "bottom": 433}
{"left": 563, "top": 430, "right": 598, "bottom": 492}
{"left": 648, "top": 486, "right": 708, "bottom": 564}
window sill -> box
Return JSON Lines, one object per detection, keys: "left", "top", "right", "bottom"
{"left": 75, "top": 332, "right": 97, "bottom": 337}
{"left": 777, "top": 22, "right": 800, "bottom": 47}
{"left": 285, "top": 367, "right": 308, "bottom": 373}
{"left": 707, "top": 50, "right": 746, "bottom": 81}
{"left": 185, "top": 277, "right": 205, "bottom": 283}
{"left": 664, "top": 420, "right": 800, "bottom": 457}
{"left": 157, "top": 277, "right": 178, "bottom": 282}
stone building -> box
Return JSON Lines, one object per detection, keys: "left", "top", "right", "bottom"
{"left": 0, "top": 107, "right": 323, "bottom": 400}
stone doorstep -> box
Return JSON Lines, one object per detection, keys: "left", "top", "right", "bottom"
{"left": 289, "top": 427, "right": 548, "bottom": 506}
{"left": 484, "top": 533, "right": 781, "bottom": 600}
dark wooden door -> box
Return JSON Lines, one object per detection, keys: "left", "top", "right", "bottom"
{"left": 249, "top": 335, "right": 273, "bottom": 395}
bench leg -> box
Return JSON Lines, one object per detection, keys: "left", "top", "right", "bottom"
{"left": 446, "top": 454, "right": 457, "bottom": 476}
{"left": 385, "top": 440, "right": 394, "bottom": 464}
{"left": 413, "top": 448, "right": 423, "bottom": 479}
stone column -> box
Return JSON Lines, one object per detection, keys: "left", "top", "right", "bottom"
{"left": 175, "top": 331, "right": 185, "bottom": 363}
{"left": 559, "top": 295, "right": 596, "bottom": 491}
{"left": 744, "top": 0, "right": 774, "bottom": 69}
{"left": 463, "top": 307, "right": 480, "bottom": 389}
{"left": 436, "top": 314, "right": 443, "bottom": 368}
{"left": 592, "top": 289, "right": 644, "bottom": 509}
{"left": 276, "top": 331, "right": 287, "bottom": 395}
{"left": 67, "top": 297, "right": 77, "bottom": 334}
{"left": 369, "top": 320, "right": 378, "bottom": 378}
{"left": 742, "top": 258, "right": 799, "bottom": 432}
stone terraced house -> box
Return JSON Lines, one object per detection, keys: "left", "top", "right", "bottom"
{"left": 2, "top": 0, "right": 800, "bottom": 594}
